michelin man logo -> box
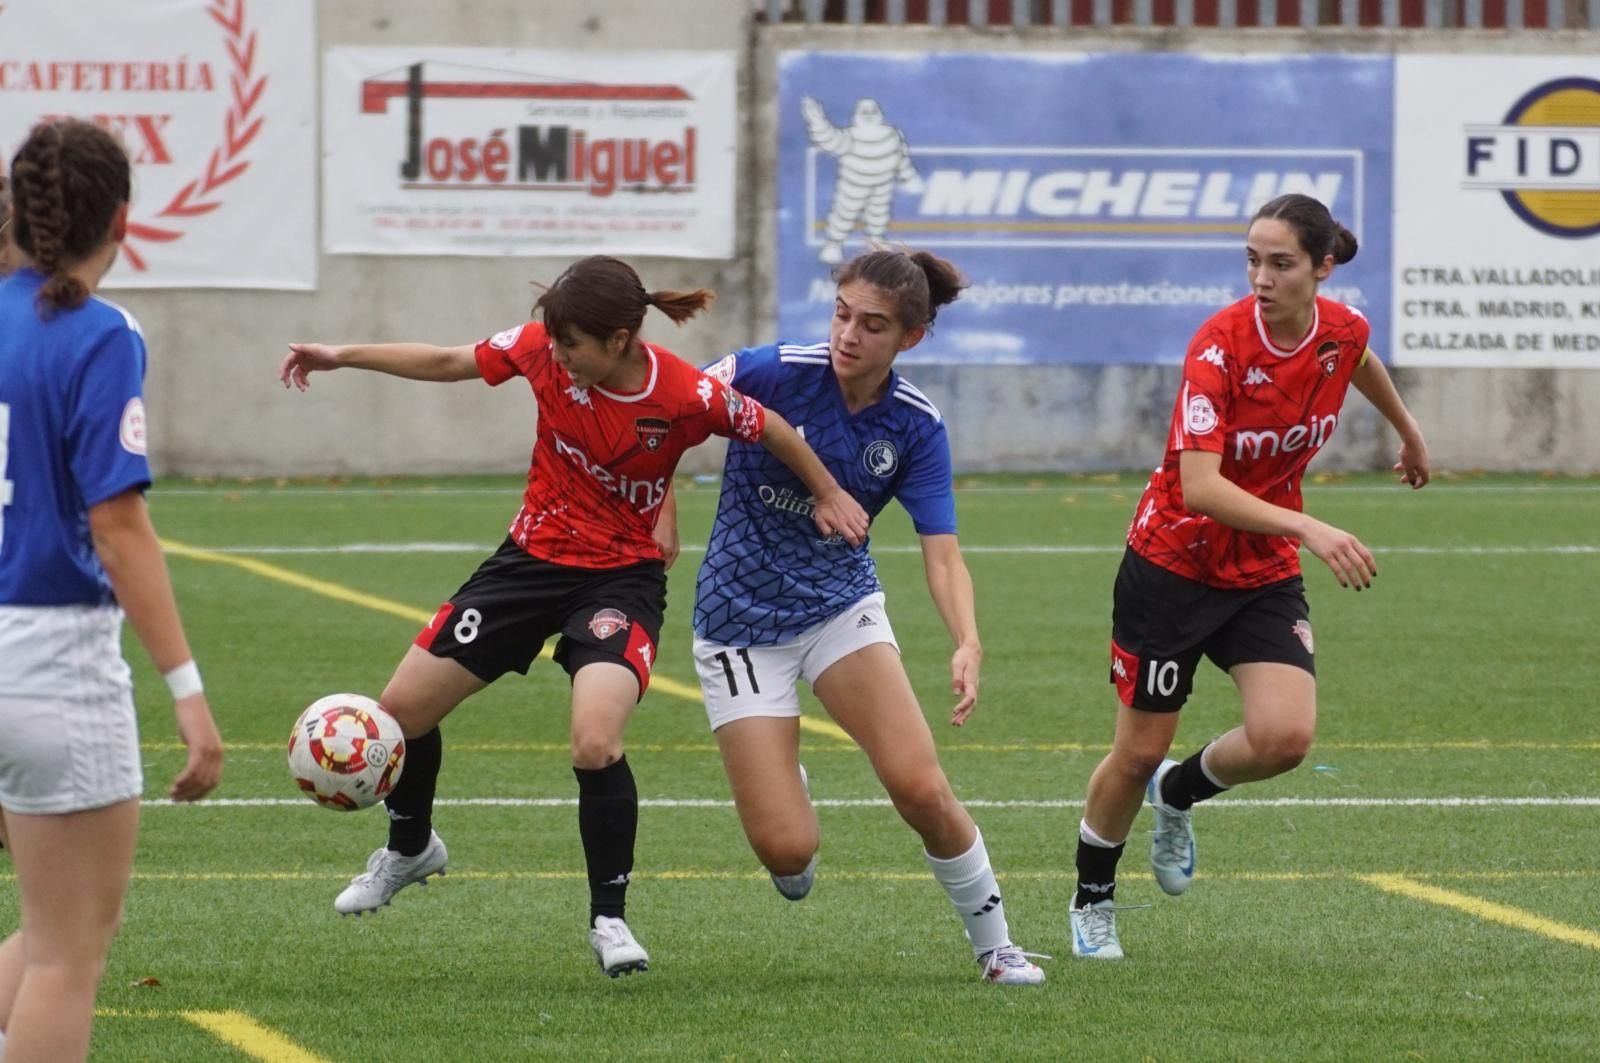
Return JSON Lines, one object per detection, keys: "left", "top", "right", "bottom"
{"left": 801, "top": 96, "right": 922, "bottom": 265}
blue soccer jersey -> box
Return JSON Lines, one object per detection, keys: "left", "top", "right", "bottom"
{"left": 0, "top": 269, "right": 152, "bottom": 605}
{"left": 693, "top": 341, "right": 957, "bottom": 646}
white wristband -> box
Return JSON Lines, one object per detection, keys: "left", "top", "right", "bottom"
{"left": 164, "top": 661, "right": 204, "bottom": 701}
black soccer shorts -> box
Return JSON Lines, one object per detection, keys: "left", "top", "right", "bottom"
{"left": 414, "top": 538, "right": 666, "bottom": 699}
{"left": 1108, "top": 547, "right": 1315, "bottom": 713}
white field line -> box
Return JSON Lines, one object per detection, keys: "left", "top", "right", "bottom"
{"left": 165, "top": 542, "right": 1600, "bottom": 557}
{"left": 144, "top": 795, "right": 1600, "bottom": 809}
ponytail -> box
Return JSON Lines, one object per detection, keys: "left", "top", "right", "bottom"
{"left": 646, "top": 288, "right": 715, "bottom": 326}
{"left": 8, "top": 118, "right": 130, "bottom": 314}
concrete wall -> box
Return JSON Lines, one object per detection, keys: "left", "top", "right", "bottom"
{"left": 122, "top": 8, "right": 1600, "bottom": 475}
{"left": 123, "top": 0, "right": 758, "bottom": 479}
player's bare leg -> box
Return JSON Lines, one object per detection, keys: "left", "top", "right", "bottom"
{"left": 333, "top": 648, "right": 483, "bottom": 916}
{"left": 716, "top": 716, "right": 817, "bottom": 896}
{"left": 570, "top": 662, "right": 650, "bottom": 977}
{"left": 1074, "top": 703, "right": 1181, "bottom": 958}
{"left": 816, "top": 644, "right": 1044, "bottom": 985}
{"left": 2, "top": 799, "right": 138, "bottom": 1063}
{"left": 1207, "top": 663, "right": 1317, "bottom": 784}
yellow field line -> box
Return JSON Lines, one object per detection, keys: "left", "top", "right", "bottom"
{"left": 93, "top": 1007, "right": 329, "bottom": 1062}
{"left": 1358, "top": 873, "right": 1600, "bottom": 952}
{"left": 181, "top": 1011, "right": 332, "bottom": 1063}
{"left": 160, "top": 538, "right": 853, "bottom": 744}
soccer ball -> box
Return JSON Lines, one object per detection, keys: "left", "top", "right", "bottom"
{"left": 287, "top": 694, "right": 406, "bottom": 811}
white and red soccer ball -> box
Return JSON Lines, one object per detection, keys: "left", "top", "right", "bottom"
{"left": 287, "top": 694, "right": 405, "bottom": 811}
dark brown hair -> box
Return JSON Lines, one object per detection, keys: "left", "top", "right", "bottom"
{"left": 832, "top": 248, "right": 967, "bottom": 330}
{"left": 1251, "top": 194, "right": 1358, "bottom": 266}
{"left": 9, "top": 118, "right": 131, "bottom": 313}
{"left": 535, "top": 255, "right": 714, "bottom": 348}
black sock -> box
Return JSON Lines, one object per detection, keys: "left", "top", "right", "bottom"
{"left": 384, "top": 727, "right": 442, "bottom": 856}
{"left": 575, "top": 756, "right": 637, "bottom": 926}
{"left": 1160, "top": 745, "right": 1228, "bottom": 811}
{"left": 1074, "top": 837, "right": 1125, "bottom": 909}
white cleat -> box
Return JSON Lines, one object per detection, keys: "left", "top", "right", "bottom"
{"left": 978, "top": 942, "right": 1048, "bottom": 985}
{"left": 589, "top": 915, "right": 650, "bottom": 978}
{"left": 334, "top": 831, "right": 448, "bottom": 916}
{"left": 1070, "top": 900, "right": 1124, "bottom": 960}
{"left": 1147, "top": 759, "right": 1197, "bottom": 896}
{"left": 770, "top": 764, "right": 817, "bottom": 901}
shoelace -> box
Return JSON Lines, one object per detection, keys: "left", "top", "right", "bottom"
{"left": 982, "top": 944, "right": 1052, "bottom": 971}
{"left": 1075, "top": 906, "right": 1120, "bottom": 949}
{"left": 1150, "top": 809, "right": 1192, "bottom": 865}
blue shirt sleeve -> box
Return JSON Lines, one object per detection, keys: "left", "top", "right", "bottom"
{"left": 701, "top": 344, "right": 782, "bottom": 404}
{"left": 66, "top": 325, "right": 152, "bottom": 508}
{"left": 895, "top": 421, "right": 957, "bottom": 535}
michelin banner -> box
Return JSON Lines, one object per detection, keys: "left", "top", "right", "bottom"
{"left": 1392, "top": 60, "right": 1600, "bottom": 368}
{"left": 324, "top": 48, "right": 737, "bottom": 258}
{"left": 777, "top": 52, "right": 1392, "bottom": 365}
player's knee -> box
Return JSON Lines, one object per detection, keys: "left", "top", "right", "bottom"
{"left": 1110, "top": 745, "right": 1169, "bottom": 786}
{"left": 569, "top": 734, "right": 622, "bottom": 770}
{"left": 1255, "top": 726, "right": 1313, "bottom": 775}
{"left": 752, "top": 833, "right": 817, "bottom": 877}
{"left": 887, "top": 774, "right": 958, "bottom": 832}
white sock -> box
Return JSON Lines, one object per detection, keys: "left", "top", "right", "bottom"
{"left": 925, "top": 828, "right": 1010, "bottom": 957}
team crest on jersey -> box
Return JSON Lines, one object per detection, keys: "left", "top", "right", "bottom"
{"left": 1185, "top": 394, "right": 1218, "bottom": 435}
{"left": 1317, "top": 341, "right": 1340, "bottom": 377}
{"left": 1293, "top": 620, "right": 1315, "bottom": 653}
{"left": 119, "top": 397, "right": 147, "bottom": 456}
{"left": 489, "top": 325, "right": 524, "bottom": 350}
{"left": 588, "top": 608, "right": 630, "bottom": 640}
{"left": 634, "top": 417, "right": 670, "bottom": 451}
{"left": 863, "top": 439, "right": 898, "bottom": 477}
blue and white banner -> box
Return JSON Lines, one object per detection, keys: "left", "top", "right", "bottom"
{"left": 777, "top": 52, "right": 1393, "bottom": 364}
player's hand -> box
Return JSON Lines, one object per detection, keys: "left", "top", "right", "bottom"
{"left": 1396, "top": 431, "right": 1431, "bottom": 490}
{"left": 280, "top": 342, "right": 341, "bottom": 391}
{"left": 1300, "top": 519, "right": 1377, "bottom": 592}
{"left": 812, "top": 489, "right": 869, "bottom": 548}
{"left": 949, "top": 643, "right": 982, "bottom": 726}
{"left": 169, "top": 694, "right": 223, "bottom": 802}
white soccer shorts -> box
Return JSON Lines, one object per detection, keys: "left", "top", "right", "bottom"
{"left": 693, "top": 592, "right": 899, "bottom": 732}
{"left": 0, "top": 605, "right": 144, "bottom": 814}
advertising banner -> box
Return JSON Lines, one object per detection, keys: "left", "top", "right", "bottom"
{"left": 1392, "top": 59, "right": 1600, "bottom": 367}
{"left": 323, "top": 48, "right": 737, "bottom": 259}
{"left": 777, "top": 52, "right": 1392, "bottom": 364}
{"left": 0, "top": 0, "right": 316, "bottom": 289}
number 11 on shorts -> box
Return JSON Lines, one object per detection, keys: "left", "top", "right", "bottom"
{"left": 713, "top": 648, "right": 760, "bottom": 697}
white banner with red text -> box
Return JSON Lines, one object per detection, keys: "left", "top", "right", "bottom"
{"left": 0, "top": 0, "right": 315, "bottom": 289}
{"left": 321, "top": 48, "right": 737, "bottom": 259}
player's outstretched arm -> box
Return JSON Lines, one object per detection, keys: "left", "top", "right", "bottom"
{"left": 1352, "top": 352, "right": 1431, "bottom": 489}
{"left": 1179, "top": 450, "right": 1377, "bottom": 591}
{"left": 88, "top": 489, "right": 224, "bottom": 801}
{"left": 920, "top": 533, "right": 982, "bottom": 726}
{"left": 279, "top": 341, "right": 479, "bottom": 390}
{"left": 758, "top": 410, "right": 869, "bottom": 547}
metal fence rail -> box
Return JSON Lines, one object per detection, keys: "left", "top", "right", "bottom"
{"left": 762, "top": 0, "right": 1598, "bottom": 27}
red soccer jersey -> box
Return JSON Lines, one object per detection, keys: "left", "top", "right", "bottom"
{"left": 476, "top": 322, "right": 766, "bottom": 569}
{"left": 1126, "top": 295, "right": 1369, "bottom": 589}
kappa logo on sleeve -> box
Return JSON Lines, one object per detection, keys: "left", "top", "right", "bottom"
{"left": 119, "top": 397, "right": 147, "bottom": 456}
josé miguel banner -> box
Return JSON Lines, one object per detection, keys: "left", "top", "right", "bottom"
{"left": 323, "top": 48, "right": 737, "bottom": 259}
